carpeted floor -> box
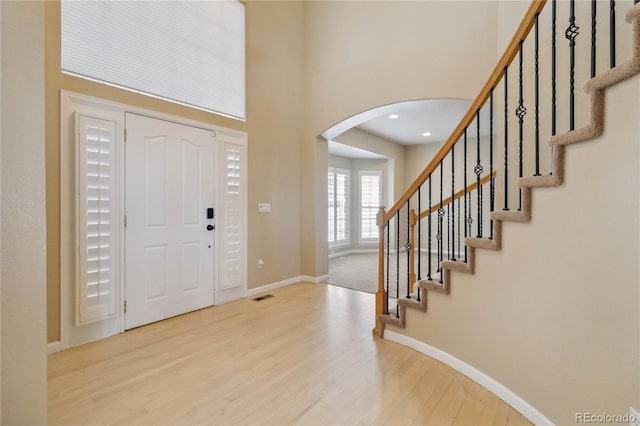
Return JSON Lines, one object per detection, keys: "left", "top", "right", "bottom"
{"left": 325, "top": 252, "right": 445, "bottom": 299}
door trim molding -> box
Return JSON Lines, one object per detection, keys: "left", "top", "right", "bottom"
{"left": 60, "top": 90, "right": 247, "bottom": 349}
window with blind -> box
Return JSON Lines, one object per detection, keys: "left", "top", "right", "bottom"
{"left": 360, "top": 171, "right": 382, "bottom": 241}
{"left": 77, "top": 114, "right": 118, "bottom": 324}
{"left": 61, "top": 0, "right": 245, "bottom": 120}
{"left": 328, "top": 167, "right": 350, "bottom": 247}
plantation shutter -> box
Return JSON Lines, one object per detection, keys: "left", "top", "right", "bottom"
{"left": 328, "top": 167, "right": 350, "bottom": 246}
{"left": 76, "top": 114, "right": 118, "bottom": 324}
{"left": 220, "top": 142, "right": 245, "bottom": 289}
{"left": 360, "top": 171, "right": 381, "bottom": 240}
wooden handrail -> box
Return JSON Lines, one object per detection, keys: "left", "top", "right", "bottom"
{"left": 419, "top": 171, "right": 497, "bottom": 220}
{"left": 384, "top": 0, "right": 547, "bottom": 223}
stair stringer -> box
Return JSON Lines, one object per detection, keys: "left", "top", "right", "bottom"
{"left": 377, "top": 3, "right": 640, "bottom": 334}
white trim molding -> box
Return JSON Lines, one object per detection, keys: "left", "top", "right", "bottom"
{"left": 47, "top": 342, "right": 62, "bottom": 355}
{"left": 246, "top": 275, "right": 330, "bottom": 298}
{"left": 383, "top": 330, "right": 554, "bottom": 426}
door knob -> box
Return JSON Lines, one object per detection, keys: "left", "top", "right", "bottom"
{"left": 207, "top": 224, "right": 215, "bottom": 231}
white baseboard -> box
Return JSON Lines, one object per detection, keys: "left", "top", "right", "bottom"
{"left": 384, "top": 330, "right": 554, "bottom": 426}
{"left": 301, "top": 274, "right": 329, "bottom": 283}
{"left": 47, "top": 341, "right": 62, "bottom": 354}
{"left": 246, "top": 274, "right": 331, "bottom": 298}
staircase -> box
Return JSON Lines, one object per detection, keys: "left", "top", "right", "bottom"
{"left": 374, "top": 0, "right": 640, "bottom": 336}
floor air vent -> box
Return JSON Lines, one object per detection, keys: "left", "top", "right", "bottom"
{"left": 252, "top": 294, "right": 274, "bottom": 301}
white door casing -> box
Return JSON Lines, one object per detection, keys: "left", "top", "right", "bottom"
{"left": 124, "top": 113, "right": 216, "bottom": 329}
{"left": 60, "top": 92, "right": 247, "bottom": 348}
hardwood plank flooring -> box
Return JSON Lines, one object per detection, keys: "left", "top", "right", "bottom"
{"left": 48, "top": 282, "right": 531, "bottom": 425}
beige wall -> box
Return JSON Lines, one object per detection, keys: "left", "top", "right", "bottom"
{"left": 45, "top": 1, "right": 305, "bottom": 342}
{"left": 301, "top": 1, "right": 500, "bottom": 278}
{"left": 1, "top": 1, "right": 48, "bottom": 423}
{"left": 395, "top": 76, "right": 640, "bottom": 424}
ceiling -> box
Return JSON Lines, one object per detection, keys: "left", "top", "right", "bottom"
{"left": 327, "top": 98, "right": 492, "bottom": 159}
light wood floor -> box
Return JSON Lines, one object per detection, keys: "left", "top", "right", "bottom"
{"left": 48, "top": 282, "right": 531, "bottom": 425}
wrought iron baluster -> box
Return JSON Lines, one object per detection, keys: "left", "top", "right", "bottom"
{"left": 475, "top": 110, "right": 483, "bottom": 237}
{"left": 610, "top": 0, "right": 616, "bottom": 68}
{"left": 438, "top": 161, "right": 444, "bottom": 283}
{"left": 451, "top": 143, "right": 456, "bottom": 261}
{"left": 395, "top": 212, "right": 400, "bottom": 318}
{"left": 406, "top": 199, "right": 410, "bottom": 298}
{"left": 417, "top": 186, "right": 421, "bottom": 302}
{"left": 428, "top": 176, "right": 432, "bottom": 280}
{"left": 551, "top": 0, "right": 557, "bottom": 175}
{"left": 535, "top": 14, "right": 541, "bottom": 177}
{"left": 516, "top": 41, "right": 526, "bottom": 211}
{"left": 463, "top": 128, "right": 468, "bottom": 262}
{"left": 503, "top": 67, "right": 510, "bottom": 210}
{"left": 385, "top": 222, "right": 390, "bottom": 314}
{"left": 490, "top": 89, "right": 495, "bottom": 238}
{"left": 457, "top": 197, "right": 461, "bottom": 259}
{"left": 566, "top": 0, "right": 579, "bottom": 131}
{"left": 591, "top": 0, "right": 597, "bottom": 78}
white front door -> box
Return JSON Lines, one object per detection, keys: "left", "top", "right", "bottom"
{"left": 125, "top": 113, "right": 216, "bottom": 329}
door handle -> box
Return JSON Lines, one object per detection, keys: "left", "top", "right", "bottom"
{"left": 207, "top": 224, "right": 215, "bottom": 231}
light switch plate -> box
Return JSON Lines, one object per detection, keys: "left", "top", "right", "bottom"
{"left": 258, "top": 203, "right": 271, "bottom": 213}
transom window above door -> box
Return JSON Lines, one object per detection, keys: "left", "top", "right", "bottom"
{"left": 61, "top": 0, "right": 246, "bottom": 120}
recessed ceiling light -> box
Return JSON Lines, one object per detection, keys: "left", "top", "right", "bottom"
{"left": 388, "top": 114, "right": 399, "bottom": 119}
{"left": 422, "top": 132, "right": 432, "bottom": 137}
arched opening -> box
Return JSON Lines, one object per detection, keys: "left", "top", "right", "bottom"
{"left": 320, "top": 98, "right": 473, "bottom": 295}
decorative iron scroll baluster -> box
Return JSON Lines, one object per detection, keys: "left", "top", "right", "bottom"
{"left": 427, "top": 177, "right": 433, "bottom": 280}
{"left": 535, "top": 15, "right": 541, "bottom": 176}
{"left": 566, "top": 0, "right": 579, "bottom": 131}
{"left": 463, "top": 128, "right": 468, "bottom": 262}
{"left": 451, "top": 143, "right": 456, "bottom": 261}
{"left": 489, "top": 89, "right": 495, "bottom": 239}
{"left": 475, "top": 110, "right": 483, "bottom": 237}
{"left": 503, "top": 67, "right": 509, "bottom": 210}
{"left": 395, "top": 212, "right": 400, "bottom": 318}
{"left": 417, "top": 186, "right": 421, "bottom": 302}
{"left": 516, "top": 41, "right": 526, "bottom": 211}
{"left": 591, "top": 0, "right": 597, "bottom": 78}
{"left": 438, "top": 161, "right": 444, "bottom": 283}
{"left": 610, "top": 0, "right": 616, "bottom": 68}
{"left": 385, "top": 223, "right": 390, "bottom": 314}
{"left": 406, "top": 199, "right": 410, "bottom": 299}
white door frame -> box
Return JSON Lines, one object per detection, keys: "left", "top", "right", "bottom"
{"left": 60, "top": 91, "right": 247, "bottom": 349}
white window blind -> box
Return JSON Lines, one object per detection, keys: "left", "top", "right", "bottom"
{"left": 77, "top": 114, "right": 118, "bottom": 324}
{"left": 61, "top": 0, "right": 245, "bottom": 120}
{"left": 360, "top": 171, "right": 381, "bottom": 240}
{"left": 328, "top": 167, "right": 350, "bottom": 246}
{"left": 220, "top": 143, "right": 244, "bottom": 289}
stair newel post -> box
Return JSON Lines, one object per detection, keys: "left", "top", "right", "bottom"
{"left": 374, "top": 206, "right": 387, "bottom": 337}
{"left": 408, "top": 209, "right": 417, "bottom": 295}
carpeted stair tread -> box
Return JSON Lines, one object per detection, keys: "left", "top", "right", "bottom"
{"left": 378, "top": 4, "right": 640, "bottom": 334}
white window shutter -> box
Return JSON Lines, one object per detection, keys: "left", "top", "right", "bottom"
{"left": 220, "top": 142, "right": 245, "bottom": 289}
{"left": 76, "top": 114, "right": 118, "bottom": 324}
